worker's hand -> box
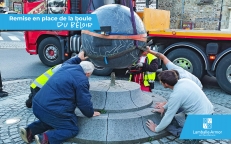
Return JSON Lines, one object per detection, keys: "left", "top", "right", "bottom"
{"left": 78, "top": 51, "right": 88, "bottom": 61}
{"left": 146, "top": 119, "right": 157, "bottom": 132}
{"left": 152, "top": 107, "right": 165, "bottom": 117}
{"left": 154, "top": 102, "right": 167, "bottom": 109}
{"left": 93, "top": 111, "right": 101, "bottom": 117}
{"left": 136, "top": 62, "right": 143, "bottom": 67}
{"left": 146, "top": 46, "right": 151, "bottom": 52}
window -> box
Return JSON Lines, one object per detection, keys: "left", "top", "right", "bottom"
{"left": 197, "top": 0, "right": 213, "bottom": 5}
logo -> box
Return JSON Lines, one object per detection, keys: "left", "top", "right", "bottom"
{"left": 180, "top": 115, "right": 231, "bottom": 139}
{"left": 203, "top": 118, "right": 212, "bottom": 129}
{"left": 192, "top": 117, "right": 222, "bottom": 137}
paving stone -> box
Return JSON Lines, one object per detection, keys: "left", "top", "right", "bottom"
{"left": 16, "top": 142, "right": 26, "bottom": 144}
{"left": 2, "top": 139, "right": 11, "bottom": 143}
{"left": 222, "top": 139, "right": 231, "bottom": 142}
{"left": 166, "top": 135, "right": 176, "bottom": 140}
{"left": 159, "top": 137, "right": 170, "bottom": 143}
{"left": 174, "top": 138, "right": 186, "bottom": 144}
{"left": 0, "top": 135, "right": 9, "bottom": 139}
{"left": 151, "top": 140, "right": 160, "bottom": 144}
{"left": 206, "top": 139, "right": 217, "bottom": 143}
{"left": 220, "top": 141, "right": 228, "bottom": 144}
{"left": 202, "top": 142, "right": 210, "bottom": 144}
{"left": 10, "top": 134, "right": 18, "bottom": 139}
{"left": 13, "top": 137, "right": 22, "bottom": 142}
{"left": 9, "top": 128, "right": 17, "bottom": 133}
{"left": 167, "top": 141, "right": 179, "bottom": 144}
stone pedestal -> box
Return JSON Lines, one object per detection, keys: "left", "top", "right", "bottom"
{"left": 71, "top": 80, "right": 168, "bottom": 144}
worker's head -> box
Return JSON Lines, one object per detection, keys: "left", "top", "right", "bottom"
{"left": 79, "top": 61, "right": 95, "bottom": 77}
{"left": 172, "top": 70, "right": 180, "bottom": 79}
{"left": 158, "top": 70, "right": 179, "bottom": 88}
{"left": 141, "top": 50, "right": 148, "bottom": 56}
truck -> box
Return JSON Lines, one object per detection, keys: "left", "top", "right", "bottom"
{"left": 22, "top": 0, "right": 231, "bottom": 95}
{"left": 149, "top": 29, "right": 231, "bottom": 95}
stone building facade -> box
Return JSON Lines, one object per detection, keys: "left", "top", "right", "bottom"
{"left": 158, "top": 0, "right": 231, "bottom": 30}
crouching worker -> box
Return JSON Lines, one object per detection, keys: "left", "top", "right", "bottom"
{"left": 146, "top": 70, "right": 213, "bottom": 140}
{"left": 25, "top": 64, "right": 62, "bottom": 108}
{"left": 146, "top": 47, "right": 203, "bottom": 89}
{"left": 19, "top": 52, "right": 101, "bottom": 144}
{"left": 128, "top": 50, "right": 159, "bottom": 92}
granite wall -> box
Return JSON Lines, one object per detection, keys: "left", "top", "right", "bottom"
{"left": 158, "top": 0, "right": 231, "bottom": 30}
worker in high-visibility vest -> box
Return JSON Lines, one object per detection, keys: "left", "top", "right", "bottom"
{"left": 128, "top": 50, "right": 159, "bottom": 92}
{"left": 25, "top": 64, "right": 62, "bottom": 108}
{"left": 25, "top": 52, "right": 86, "bottom": 108}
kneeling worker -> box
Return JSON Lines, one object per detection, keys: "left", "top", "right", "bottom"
{"left": 19, "top": 51, "right": 100, "bottom": 144}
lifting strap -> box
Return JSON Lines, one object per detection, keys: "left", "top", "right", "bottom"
{"left": 122, "top": 0, "right": 125, "bottom": 5}
{"left": 87, "top": 45, "right": 146, "bottom": 60}
{"left": 81, "top": 30, "right": 147, "bottom": 42}
{"left": 86, "top": 0, "right": 93, "bottom": 14}
{"left": 128, "top": 0, "right": 138, "bottom": 47}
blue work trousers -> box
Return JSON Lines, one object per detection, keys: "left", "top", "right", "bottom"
{"left": 28, "top": 103, "right": 79, "bottom": 144}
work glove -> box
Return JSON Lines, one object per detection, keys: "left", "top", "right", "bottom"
{"left": 136, "top": 62, "right": 143, "bottom": 67}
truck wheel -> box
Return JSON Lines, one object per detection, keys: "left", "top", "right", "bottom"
{"left": 38, "top": 37, "right": 62, "bottom": 67}
{"left": 164, "top": 48, "right": 204, "bottom": 79}
{"left": 93, "top": 66, "right": 113, "bottom": 76}
{"left": 216, "top": 53, "right": 231, "bottom": 94}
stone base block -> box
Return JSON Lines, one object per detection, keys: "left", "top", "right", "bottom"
{"left": 72, "top": 108, "right": 168, "bottom": 144}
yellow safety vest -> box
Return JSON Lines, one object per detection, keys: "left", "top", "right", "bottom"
{"left": 30, "top": 66, "right": 56, "bottom": 89}
{"left": 129, "top": 53, "right": 157, "bottom": 87}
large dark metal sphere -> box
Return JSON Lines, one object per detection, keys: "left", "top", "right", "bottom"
{"left": 82, "top": 4, "right": 146, "bottom": 69}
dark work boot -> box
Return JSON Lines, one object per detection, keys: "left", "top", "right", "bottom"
{"left": 35, "top": 133, "right": 49, "bottom": 144}
{"left": 0, "top": 90, "right": 8, "bottom": 97}
{"left": 25, "top": 93, "right": 33, "bottom": 108}
{"left": 25, "top": 99, "right": 32, "bottom": 108}
{"left": 0, "top": 72, "right": 8, "bottom": 98}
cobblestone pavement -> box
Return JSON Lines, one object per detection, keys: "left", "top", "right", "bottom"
{"left": 0, "top": 77, "right": 231, "bottom": 144}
